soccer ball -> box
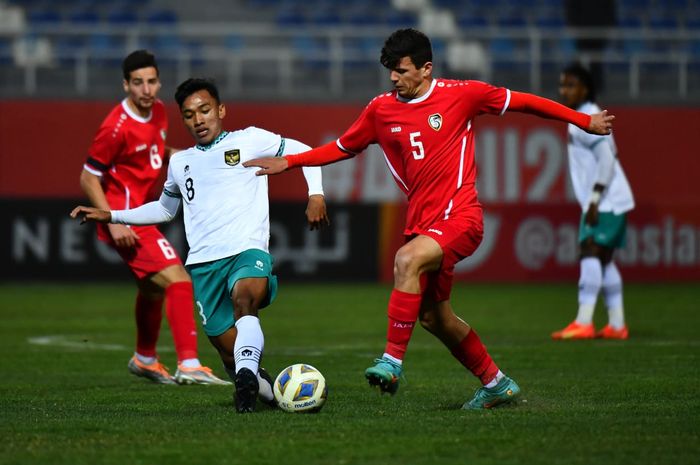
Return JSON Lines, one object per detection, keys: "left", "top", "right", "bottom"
{"left": 273, "top": 363, "right": 327, "bottom": 413}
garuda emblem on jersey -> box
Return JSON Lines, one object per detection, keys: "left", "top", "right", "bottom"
{"left": 224, "top": 149, "right": 240, "bottom": 166}
{"left": 428, "top": 113, "right": 443, "bottom": 131}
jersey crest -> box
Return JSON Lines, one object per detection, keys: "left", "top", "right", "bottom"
{"left": 224, "top": 149, "right": 240, "bottom": 166}
{"left": 428, "top": 113, "right": 443, "bottom": 131}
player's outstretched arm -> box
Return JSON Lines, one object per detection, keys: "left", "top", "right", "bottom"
{"left": 244, "top": 141, "right": 354, "bottom": 176}
{"left": 508, "top": 91, "right": 614, "bottom": 135}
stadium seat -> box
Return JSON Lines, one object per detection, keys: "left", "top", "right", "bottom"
{"left": 648, "top": 15, "right": 678, "bottom": 30}
{"left": 145, "top": 10, "right": 178, "bottom": 25}
{"left": 276, "top": 7, "right": 306, "bottom": 27}
{"left": 346, "top": 6, "right": 382, "bottom": 26}
{"left": 27, "top": 9, "right": 62, "bottom": 26}
{"left": 292, "top": 35, "right": 329, "bottom": 69}
{"left": 225, "top": 35, "right": 245, "bottom": 51}
{"left": 0, "top": 37, "right": 12, "bottom": 65}
{"left": 67, "top": 10, "right": 100, "bottom": 25}
{"left": 310, "top": 8, "right": 342, "bottom": 26}
{"left": 535, "top": 15, "right": 566, "bottom": 29}
{"left": 456, "top": 12, "right": 489, "bottom": 29}
{"left": 106, "top": 9, "right": 138, "bottom": 26}
{"left": 384, "top": 10, "right": 417, "bottom": 28}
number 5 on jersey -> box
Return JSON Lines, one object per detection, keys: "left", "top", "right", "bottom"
{"left": 410, "top": 131, "right": 425, "bottom": 160}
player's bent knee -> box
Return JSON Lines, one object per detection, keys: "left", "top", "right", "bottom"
{"left": 394, "top": 247, "right": 423, "bottom": 278}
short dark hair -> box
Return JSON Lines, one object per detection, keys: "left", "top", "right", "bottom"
{"left": 174, "top": 78, "right": 221, "bottom": 109}
{"left": 380, "top": 28, "right": 432, "bottom": 70}
{"left": 122, "top": 50, "right": 158, "bottom": 81}
{"left": 562, "top": 62, "right": 596, "bottom": 102}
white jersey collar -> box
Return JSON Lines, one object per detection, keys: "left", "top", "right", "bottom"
{"left": 121, "top": 98, "right": 153, "bottom": 123}
{"left": 396, "top": 78, "right": 437, "bottom": 104}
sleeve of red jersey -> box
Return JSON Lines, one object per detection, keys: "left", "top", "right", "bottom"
{"left": 506, "top": 91, "right": 591, "bottom": 130}
{"left": 84, "top": 121, "right": 124, "bottom": 176}
{"left": 285, "top": 100, "right": 378, "bottom": 169}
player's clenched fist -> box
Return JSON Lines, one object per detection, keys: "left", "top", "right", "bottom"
{"left": 70, "top": 205, "right": 112, "bottom": 224}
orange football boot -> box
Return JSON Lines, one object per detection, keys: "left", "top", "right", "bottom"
{"left": 596, "top": 324, "right": 629, "bottom": 340}
{"left": 551, "top": 321, "right": 595, "bottom": 340}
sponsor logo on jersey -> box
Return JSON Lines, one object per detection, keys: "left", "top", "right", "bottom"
{"left": 184, "top": 165, "right": 190, "bottom": 174}
{"left": 391, "top": 126, "right": 402, "bottom": 133}
{"left": 428, "top": 113, "right": 443, "bottom": 131}
{"left": 224, "top": 149, "right": 240, "bottom": 166}
{"left": 135, "top": 143, "right": 148, "bottom": 152}
{"left": 427, "top": 228, "right": 443, "bottom": 236}
{"left": 255, "top": 260, "right": 264, "bottom": 270}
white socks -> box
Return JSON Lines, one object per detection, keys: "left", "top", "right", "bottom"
{"left": 602, "top": 262, "right": 626, "bottom": 329}
{"left": 576, "top": 257, "right": 602, "bottom": 325}
{"left": 234, "top": 315, "right": 264, "bottom": 374}
{"left": 382, "top": 353, "right": 403, "bottom": 365}
{"left": 576, "top": 258, "right": 626, "bottom": 329}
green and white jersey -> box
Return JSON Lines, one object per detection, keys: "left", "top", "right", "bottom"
{"left": 164, "top": 127, "right": 285, "bottom": 265}
{"left": 568, "top": 102, "right": 634, "bottom": 214}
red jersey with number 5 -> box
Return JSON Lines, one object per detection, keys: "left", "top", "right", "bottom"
{"left": 338, "top": 79, "right": 510, "bottom": 234}
{"left": 84, "top": 98, "right": 168, "bottom": 211}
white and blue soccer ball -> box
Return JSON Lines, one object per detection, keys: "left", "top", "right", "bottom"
{"left": 273, "top": 363, "right": 327, "bottom": 413}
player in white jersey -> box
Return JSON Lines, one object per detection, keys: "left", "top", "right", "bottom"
{"left": 552, "top": 63, "right": 635, "bottom": 340}
{"left": 71, "top": 78, "right": 329, "bottom": 412}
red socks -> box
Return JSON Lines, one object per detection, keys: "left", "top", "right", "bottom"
{"left": 451, "top": 329, "right": 500, "bottom": 385}
{"left": 134, "top": 292, "right": 163, "bottom": 358}
{"left": 164, "top": 282, "right": 198, "bottom": 362}
{"left": 384, "top": 289, "right": 422, "bottom": 360}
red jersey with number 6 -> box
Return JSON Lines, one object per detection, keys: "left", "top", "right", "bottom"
{"left": 338, "top": 79, "right": 510, "bottom": 234}
{"left": 84, "top": 98, "right": 168, "bottom": 211}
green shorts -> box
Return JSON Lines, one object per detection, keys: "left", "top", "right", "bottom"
{"left": 186, "top": 249, "right": 278, "bottom": 337}
{"left": 579, "top": 211, "right": 627, "bottom": 249}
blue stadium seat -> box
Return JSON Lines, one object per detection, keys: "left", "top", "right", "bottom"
{"left": 497, "top": 15, "right": 528, "bottom": 28}
{"left": 225, "top": 35, "right": 245, "bottom": 50}
{"left": 0, "top": 37, "right": 12, "bottom": 65}
{"left": 87, "top": 33, "right": 124, "bottom": 66}
{"left": 145, "top": 10, "right": 178, "bottom": 25}
{"left": 648, "top": 15, "right": 678, "bottom": 29}
{"left": 346, "top": 7, "right": 382, "bottom": 26}
{"left": 384, "top": 10, "right": 417, "bottom": 27}
{"left": 106, "top": 9, "right": 138, "bottom": 26}
{"left": 276, "top": 7, "right": 306, "bottom": 27}
{"left": 292, "top": 36, "right": 329, "bottom": 69}
{"left": 535, "top": 15, "right": 565, "bottom": 29}
{"left": 68, "top": 10, "right": 100, "bottom": 25}
{"left": 27, "top": 9, "right": 62, "bottom": 26}
{"left": 457, "top": 12, "right": 489, "bottom": 28}
{"left": 686, "top": 16, "right": 700, "bottom": 29}
{"left": 310, "top": 8, "right": 341, "bottom": 26}
{"left": 617, "top": 15, "right": 643, "bottom": 28}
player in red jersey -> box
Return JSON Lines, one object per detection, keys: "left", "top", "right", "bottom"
{"left": 245, "top": 29, "right": 615, "bottom": 409}
{"left": 80, "top": 50, "right": 227, "bottom": 385}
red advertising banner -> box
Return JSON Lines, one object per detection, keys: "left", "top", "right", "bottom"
{"left": 379, "top": 203, "right": 700, "bottom": 282}
{"left": 1, "top": 101, "right": 698, "bottom": 281}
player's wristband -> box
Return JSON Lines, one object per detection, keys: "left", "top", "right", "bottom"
{"left": 589, "top": 191, "right": 601, "bottom": 205}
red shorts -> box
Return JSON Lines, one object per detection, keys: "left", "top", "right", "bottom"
{"left": 98, "top": 224, "right": 183, "bottom": 279}
{"left": 410, "top": 210, "right": 484, "bottom": 302}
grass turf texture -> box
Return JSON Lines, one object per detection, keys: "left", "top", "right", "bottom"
{"left": 1, "top": 283, "right": 698, "bottom": 465}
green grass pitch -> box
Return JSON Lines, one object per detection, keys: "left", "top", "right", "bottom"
{"left": 1, "top": 282, "right": 698, "bottom": 465}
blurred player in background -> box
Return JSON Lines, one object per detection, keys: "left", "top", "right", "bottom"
{"left": 80, "top": 51, "right": 227, "bottom": 385}
{"left": 73, "top": 78, "right": 328, "bottom": 412}
{"left": 245, "top": 28, "right": 615, "bottom": 409}
{"left": 552, "top": 63, "right": 634, "bottom": 340}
